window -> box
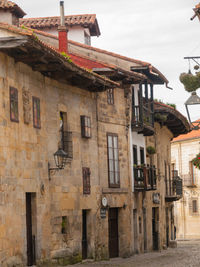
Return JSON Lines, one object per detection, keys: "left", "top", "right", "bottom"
{"left": 60, "top": 112, "right": 73, "bottom": 158}
{"left": 192, "top": 200, "right": 198, "bottom": 213}
{"left": 84, "top": 32, "right": 91, "bottom": 45}
{"left": 140, "top": 147, "right": 145, "bottom": 165}
{"left": 189, "top": 161, "right": 195, "bottom": 185}
{"left": 81, "top": 116, "right": 91, "bottom": 138}
{"left": 107, "top": 133, "right": 120, "bottom": 187}
{"left": 82, "top": 167, "right": 91, "bottom": 194}
{"left": 32, "top": 97, "right": 41, "bottom": 128}
{"left": 133, "top": 145, "right": 138, "bottom": 165}
{"left": 107, "top": 88, "right": 114, "bottom": 105}
{"left": 10, "top": 87, "right": 19, "bottom": 122}
{"left": 61, "top": 216, "right": 67, "bottom": 234}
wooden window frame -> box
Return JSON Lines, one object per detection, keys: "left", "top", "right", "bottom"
{"left": 32, "top": 96, "right": 41, "bottom": 129}
{"left": 10, "top": 86, "right": 19, "bottom": 122}
{"left": 107, "top": 133, "right": 120, "bottom": 188}
{"left": 60, "top": 112, "right": 73, "bottom": 158}
{"left": 192, "top": 199, "right": 198, "bottom": 213}
{"left": 81, "top": 116, "right": 91, "bottom": 138}
{"left": 189, "top": 161, "right": 195, "bottom": 185}
{"left": 133, "top": 145, "right": 138, "bottom": 165}
{"left": 107, "top": 88, "right": 114, "bottom": 105}
{"left": 82, "top": 167, "right": 91, "bottom": 194}
{"left": 140, "top": 147, "right": 145, "bottom": 165}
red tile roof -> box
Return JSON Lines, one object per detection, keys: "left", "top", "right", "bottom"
{"left": 20, "top": 14, "right": 100, "bottom": 36}
{"left": 0, "top": 22, "right": 119, "bottom": 89}
{"left": 172, "top": 119, "right": 200, "bottom": 142}
{"left": 0, "top": 0, "right": 26, "bottom": 18}
{"left": 154, "top": 102, "right": 191, "bottom": 137}
{"left": 69, "top": 53, "right": 113, "bottom": 70}
{"left": 29, "top": 27, "right": 168, "bottom": 84}
{"left": 67, "top": 39, "right": 169, "bottom": 84}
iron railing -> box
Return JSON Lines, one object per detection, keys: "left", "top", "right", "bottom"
{"left": 134, "top": 165, "right": 157, "bottom": 191}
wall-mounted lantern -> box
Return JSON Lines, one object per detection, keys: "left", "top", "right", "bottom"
{"left": 185, "top": 91, "right": 200, "bottom": 130}
{"left": 48, "top": 148, "right": 68, "bottom": 180}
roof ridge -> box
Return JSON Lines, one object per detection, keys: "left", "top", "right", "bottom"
{"left": 0, "top": 22, "right": 119, "bottom": 88}
{"left": 20, "top": 14, "right": 96, "bottom": 21}
{"left": 0, "top": 0, "right": 26, "bottom": 17}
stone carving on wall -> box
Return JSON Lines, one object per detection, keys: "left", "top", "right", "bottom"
{"left": 124, "top": 85, "right": 132, "bottom": 136}
{"left": 22, "top": 87, "right": 31, "bottom": 124}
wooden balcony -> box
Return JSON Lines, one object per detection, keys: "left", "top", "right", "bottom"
{"left": 134, "top": 165, "right": 157, "bottom": 191}
{"left": 165, "top": 170, "right": 183, "bottom": 202}
{"left": 131, "top": 102, "right": 154, "bottom": 136}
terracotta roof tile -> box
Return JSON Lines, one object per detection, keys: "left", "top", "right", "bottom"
{"left": 154, "top": 102, "right": 191, "bottom": 137}
{"left": 67, "top": 39, "right": 168, "bottom": 84}
{"left": 0, "top": 22, "right": 119, "bottom": 89}
{"left": 20, "top": 14, "right": 100, "bottom": 36}
{"left": 0, "top": 0, "right": 26, "bottom": 17}
{"left": 172, "top": 119, "right": 200, "bottom": 142}
{"left": 28, "top": 27, "right": 167, "bottom": 83}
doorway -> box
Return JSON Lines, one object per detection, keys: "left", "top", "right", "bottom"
{"left": 26, "top": 193, "right": 36, "bottom": 266}
{"left": 166, "top": 207, "right": 169, "bottom": 247}
{"left": 133, "top": 209, "right": 138, "bottom": 253}
{"left": 108, "top": 208, "right": 119, "bottom": 258}
{"left": 152, "top": 207, "right": 159, "bottom": 251}
{"left": 82, "top": 210, "right": 88, "bottom": 259}
{"left": 143, "top": 208, "right": 147, "bottom": 252}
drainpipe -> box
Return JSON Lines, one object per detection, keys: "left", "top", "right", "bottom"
{"left": 58, "top": 1, "right": 68, "bottom": 53}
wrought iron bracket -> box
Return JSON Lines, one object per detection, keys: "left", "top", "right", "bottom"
{"left": 48, "top": 162, "right": 63, "bottom": 180}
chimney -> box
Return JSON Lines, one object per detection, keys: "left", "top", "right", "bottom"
{"left": 58, "top": 1, "right": 68, "bottom": 53}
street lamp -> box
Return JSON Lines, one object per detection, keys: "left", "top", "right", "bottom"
{"left": 185, "top": 91, "right": 200, "bottom": 130}
{"left": 48, "top": 148, "right": 68, "bottom": 180}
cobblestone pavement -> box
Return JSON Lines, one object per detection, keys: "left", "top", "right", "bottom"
{"left": 66, "top": 240, "right": 200, "bottom": 267}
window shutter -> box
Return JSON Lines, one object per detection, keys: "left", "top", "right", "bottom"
{"left": 32, "top": 97, "right": 41, "bottom": 128}
{"left": 63, "top": 131, "right": 73, "bottom": 158}
{"left": 10, "top": 87, "right": 19, "bottom": 122}
{"left": 80, "top": 116, "right": 91, "bottom": 138}
{"left": 81, "top": 116, "right": 86, "bottom": 137}
{"left": 83, "top": 167, "right": 91, "bottom": 194}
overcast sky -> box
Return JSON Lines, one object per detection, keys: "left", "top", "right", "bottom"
{"left": 15, "top": 0, "right": 200, "bottom": 121}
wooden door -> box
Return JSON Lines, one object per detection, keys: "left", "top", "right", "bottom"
{"left": 82, "top": 210, "right": 87, "bottom": 259}
{"left": 26, "top": 193, "right": 36, "bottom": 266}
{"left": 166, "top": 208, "right": 169, "bottom": 247}
{"left": 133, "top": 209, "right": 138, "bottom": 253}
{"left": 108, "top": 208, "right": 119, "bottom": 258}
{"left": 152, "top": 207, "right": 159, "bottom": 251}
{"left": 143, "top": 208, "right": 147, "bottom": 252}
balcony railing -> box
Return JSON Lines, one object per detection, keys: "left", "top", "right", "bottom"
{"left": 61, "top": 131, "right": 73, "bottom": 159}
{"left": 134, "top": 164, "right": 157, "bottom": 191}
{"left": 132, "top": 100, "right": 154, "bottom": 136}
{"left": 165, "top": 170, "right": 182, "bottom": 202}
{"left": 182, "top": 174, "right": 196, "bottom": 187}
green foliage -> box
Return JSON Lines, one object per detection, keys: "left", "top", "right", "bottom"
{"left": 154, "top": 113, "right": 168, "bottom": 122}
{"left": 192, "top": 153, "right": 200, "bottom": 170}
{"left": 179, "top": 72, "right": 200, "bottom": 92}
{"left": 146, "top": 146, "right": 156, "bottom": 155}
{"left": 166, "top": 103, "right": 176, "bottom": 109}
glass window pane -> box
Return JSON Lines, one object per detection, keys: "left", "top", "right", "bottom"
{"left": 109, "top": 159, "right": 114, "bottom": 172}
{"left": 114, "top": 148, "right": 118, "bottom": 161}
{"left": 109, "top": 148, "right": 114, "bottom": 160}
{"left": 115, "top": 172, "right": 119, "bottom": 184}
{"left": 114, "top": 160, "right": 119, "bottom": 173}
{"left": 108, "top": 135, "right": 113, "bottom": 148}
{"left": 113, "top": 136, "right": 118, "bottom": 148}
{"left": 109, "top": 171, "right": 114, "bottom": 184}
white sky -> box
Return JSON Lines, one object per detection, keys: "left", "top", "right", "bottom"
{"left": 15, "top": 0, "right": 200, "bottom": 121}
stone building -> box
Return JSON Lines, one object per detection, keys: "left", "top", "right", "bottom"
{"left": 171, "top": 120, "right": 200, "bottom": 240}
{"left": 132, "top": 102, "right": 189, "bottom": 252}
{"left": 0, "top": 1, "right": 191, "bottom": 266}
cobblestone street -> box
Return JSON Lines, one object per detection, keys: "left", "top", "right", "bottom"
{"left": 67, "top": 240, "right": 200, "bottom": 267}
